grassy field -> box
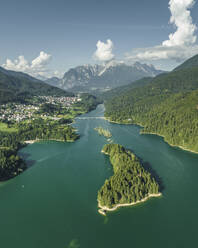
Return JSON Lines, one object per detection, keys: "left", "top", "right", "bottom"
{"left": 57, "top": 109, "right": 85, "bottom": 119}
{"left": 0, "top": 122, "right": 17, "bottom": 133}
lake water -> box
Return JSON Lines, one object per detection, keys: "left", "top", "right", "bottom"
{"left": 0, "top": 104, "right": 198, "bottom": 248}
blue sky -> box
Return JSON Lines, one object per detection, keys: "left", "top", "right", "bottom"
{"left": 1, "top": 0, "right": 198, "bottom": 78}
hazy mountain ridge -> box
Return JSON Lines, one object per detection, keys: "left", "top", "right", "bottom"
{"left": 45, "top": 61, "right": 164, "bottom": 93}
{"left": 0, "top": 66, "right": 43, "bottom": 83}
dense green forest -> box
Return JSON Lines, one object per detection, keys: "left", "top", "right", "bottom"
{"left": 74, "top": 93, "right": 102, "bottom": 112}
{"left": 0, "top": 119, "right": 78, "bottom": 180}
{"left": 38, "top": 103, "right": 72, "bottom": 116}
{"left": 0, "top": 148, "right": 26, "bottom": 181}
{"left": 101, "top": 77, "right": 153, "bottom": 101}
{"left": 104, "top": 65, "right": 198, "bottom": 153}
{"left": 98, "top": 144, "right": 160, "bottom": 209}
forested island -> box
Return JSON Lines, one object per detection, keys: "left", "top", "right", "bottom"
{"left": 94, "top": 127, "right": 112, "bottom": 138}
{"left": 98, "top": 144, "right": 161, "bottom": 215}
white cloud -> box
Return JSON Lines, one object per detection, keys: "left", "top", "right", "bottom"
{"left": 126, "top": 0, "right": 198, "bottom": 64}
{"left": 53, "top": 70, "right": 64, "bottom": 78}
{"left": 94, "top": 39, "right": 114, "bottom": 62}
{"left": 2, "top": 51, "right": 52, "bottom": 78}
{"left": 126, "top": 44, "right": 198, "bottom": 63}
{"left": 163, "top": 0, "right": 196, "bottom": 47}
{"left": 4, "top": 56, "right": 29, "bottom": 71}
{"left": 31, "top": 51, "right": 51, "bottom": 69}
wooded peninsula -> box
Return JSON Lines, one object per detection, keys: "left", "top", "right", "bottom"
{"left": 98, "top": 144, "right": 161, "bottom": 215}
{"left": 0, "top": 118, "right": 78, "bottom": 181}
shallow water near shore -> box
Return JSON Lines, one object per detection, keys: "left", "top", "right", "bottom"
{"left": 0, "top": 104, "right": 198, "bottom": 248}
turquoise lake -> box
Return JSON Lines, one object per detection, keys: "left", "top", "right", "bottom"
{"left": 0, "top": 104, "right": 198, "bottom": 248}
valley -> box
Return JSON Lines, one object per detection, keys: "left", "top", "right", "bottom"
{"left": 2, "top": 0, "right": 198, "bottom": 247}
{"left": 0, "top": 104, "right": 198, "bottom": 248}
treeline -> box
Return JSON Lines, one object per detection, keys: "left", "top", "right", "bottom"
{"left": 16, "top": 118, "right": 79, "bottom": 142}
{"left": 74, "top": 93, "right": 102, "bottom": 112}
{"left": 104, "top": 66, "right": 198, "bottom": 153}
{"left": 37, "top": 103, "right": 71, "bottom": 116}
{"left": 0, "top": 118, "right": 79, "bottom": 181}
{"left": 0, "top": 148, "right": 26, "bottom": 180}
{"left": 98, "top": 144, "right": 160, "bottom": 209}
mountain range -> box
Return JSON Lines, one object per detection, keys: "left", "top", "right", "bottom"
{"left": 45, "top": 61, "right": 164, "bottom": 93}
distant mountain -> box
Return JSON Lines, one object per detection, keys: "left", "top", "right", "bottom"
{"left": 174, "top": 54, "right": 198, "bottom": 71}
{"left": 60, "top": 64, "right": 102, "bottom": 91}
{"left": 45, "top": 61, "right": 164, "bottom": 93}
{"left": 45, "top": 77, "right": 60, "bottom": 87}
{"left": 0, "top": 66, "right": 42, "bottom": 83}
{"left": 0, "top": 67, "right": 73, "bottom": 104}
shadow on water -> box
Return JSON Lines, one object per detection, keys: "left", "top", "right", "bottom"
{"left": 18, "top": 151, "right": 36, "bottom": 167}
{"left": 141, "top": 161, "right": 164, "bottom": 192}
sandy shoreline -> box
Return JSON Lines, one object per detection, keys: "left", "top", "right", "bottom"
{"left": 24, "top": 140, "right": 39, "bottom": 144}
{"left": 98, "top": 193, "right": 162, "bottom": 216}
{"left": 24, "top": 139, "right": 74, "bottom": 144}
{"left": 101, "top": 150, "right": 109, "bottom": 155}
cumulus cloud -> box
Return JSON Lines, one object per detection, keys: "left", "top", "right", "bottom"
{"left": 2, "top": 51, "right": 52, "bottom": 78}
{"left": 126, "top": 0, "right": 198, "bottom": 63}
{"left": 163, "top": 0, "right": 196, "bottom": 47}
{"left": 31, "top": 51, "right": 51, "bottom": 69}
{"left": 4, "top": 56, "right": 29, "bottom": 71}
{"left": 94, "top": 39, "right": 114, "bottom": 62}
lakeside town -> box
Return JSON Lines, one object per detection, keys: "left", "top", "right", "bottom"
{"left": 0, "top": 96, "right": 82, "bottom": 122}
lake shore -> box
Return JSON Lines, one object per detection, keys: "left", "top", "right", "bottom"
{"left": 141, "top": 131, "right": 198, "bottom": 155}
{"left": 98, "top": 193, "right": 162, "bottom": 216}
{"left": 104, "top": 117, "right": 133, "bottom": 125}
{"left": 101, "top": 150, "right": 109, "bottom": 155}
{"left": 104, "top": 117, "right": 198, "bottom": 155}
{"left": 24, "top": 139, "right": 75, "bottom": 144}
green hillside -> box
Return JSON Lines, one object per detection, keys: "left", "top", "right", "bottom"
{"left": 101, "top": 77, "right": 153, "bottom": 101}
{"left": 0, "top": 68, "right": 73, "bottom": 104}
{"left": 174, "top": 54, "right": 198, "bottom": 71}
{"left": 104, "top": 65, "right": 198, "bottom": 153}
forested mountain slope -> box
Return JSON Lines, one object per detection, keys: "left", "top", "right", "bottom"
{"left": 104, "top": 65, "right": 198, "bottom": 153}
{"left": 0, "top": 68, "right": 73, "bottom": 104}
{"left": 101, "top": 77, "right": 153, "bottom": 101}
{"left": 174, "top": 54, "right": 198, "bottom": 71}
